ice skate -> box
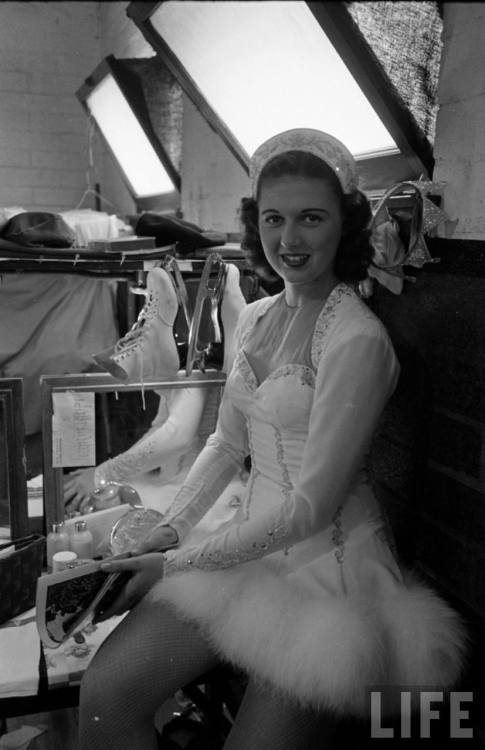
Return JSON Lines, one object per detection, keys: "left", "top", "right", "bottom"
{"left": 186, "top": 254, "right": 246, "bottom": 376}
{"left": 163, "top": 255, "right": 192, "bottom": 368}
{"left": 93, "top": 266, "right": 180, "bottom": 382}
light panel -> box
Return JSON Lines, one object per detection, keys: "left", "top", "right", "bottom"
{"left": 86, "top": 73, "right": 175, "bottom": 198}
{"left": 151, "top": 1, "right": 398, "bottom": 159}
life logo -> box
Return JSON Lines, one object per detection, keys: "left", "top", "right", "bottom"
{"left": 370, "top": 689, "right": 474, "bottom": 739}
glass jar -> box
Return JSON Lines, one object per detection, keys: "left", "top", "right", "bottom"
{"left": 70, "top": 520, "right": 94, "bottom": 560}
{"left": 46, "top": 522, "right": 70, "bottom": 571}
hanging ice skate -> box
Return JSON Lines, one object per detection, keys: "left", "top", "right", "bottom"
{"left": 162, "top": 255, "right": 193, "bottom": 367}
{"left": 93, "top": 264, "right": 182, "bottom": 382}
{"left": 185, "top": 252, "right": 226, "bottom": 377}
{"left": 185, "top": 253, "right": 247, "bottom": 376}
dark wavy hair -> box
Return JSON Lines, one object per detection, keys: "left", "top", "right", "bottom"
{"left": 240, "top": 151, "right": 373, "bottom": 283}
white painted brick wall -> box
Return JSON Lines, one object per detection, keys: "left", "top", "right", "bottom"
{"left": 433, "top": 3, "right": 485, "bottom": 239}
{"left": 0, "top": 1, "right": 101, "bottom": 213}
{"left": 181, "top": 97, "right": 250, "bottom": 233}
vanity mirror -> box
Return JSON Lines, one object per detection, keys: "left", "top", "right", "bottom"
{"left": 40, "top": 370, "right": 226, "bottom": 534}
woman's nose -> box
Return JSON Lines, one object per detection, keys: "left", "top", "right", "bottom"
{"left": 280, "top": 224, "right": 301, "bottom": 249}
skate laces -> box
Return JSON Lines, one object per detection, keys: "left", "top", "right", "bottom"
{"left": 113, "top": 287, "right": 160, "bottom": 353}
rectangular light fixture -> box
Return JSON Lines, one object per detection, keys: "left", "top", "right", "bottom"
{"left": 77, "top": 55, "right": 181, "bottom": 209}
{"left": 127, "top": 1, "right": 433, "bottom": 190}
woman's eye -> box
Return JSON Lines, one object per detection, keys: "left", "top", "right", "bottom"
{"left": 302, "top": 214, "right": 323, "bottom": 225}
{"left": 263, "top": 214, "right": 282, "bottom": 226}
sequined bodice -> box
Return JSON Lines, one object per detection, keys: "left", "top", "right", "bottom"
{"left": 229, "top": 350, "right": 314, "bottom": 488}
{"left": 163, "top": 283, "right": 400, "bottom": 576}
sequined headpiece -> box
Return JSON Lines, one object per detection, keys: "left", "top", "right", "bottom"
{"left": 250, "top": 128, "right": 358, "bottom": 197}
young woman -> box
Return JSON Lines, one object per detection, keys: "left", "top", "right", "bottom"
{"left": 79, "top": 129, "right": 465, "bottom": 750}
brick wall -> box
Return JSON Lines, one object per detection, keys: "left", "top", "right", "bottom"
{"left": 0, "top": 1, "right": 102, "bottom": 212}
{"left": 181, "top": 97, "right": 250, "bottom": 233}
{"left": 362, "top": 5, "right": 485, "bottom": 658}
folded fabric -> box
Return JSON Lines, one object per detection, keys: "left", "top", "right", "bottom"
{"left": 0, "top": 206, "right": 25, "bottom": 233}
{"left": 135, "top": 212, "right": 226, "bottom": 254}
{"left": 60, "top": 209, "right": 126, "bottom": 247}
{"left": 1, "top": 211, "right": 75, "bottom": 248}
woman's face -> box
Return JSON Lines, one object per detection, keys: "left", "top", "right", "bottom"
{"left": 257, "top": 175, "right": 343, "bottom": 289}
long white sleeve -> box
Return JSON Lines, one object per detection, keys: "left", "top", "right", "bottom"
{"left": 164, "top": 322, "right": 400, "bottom": 575}
{"left": 161, "top": 381, "right": 249, "bottom": 540}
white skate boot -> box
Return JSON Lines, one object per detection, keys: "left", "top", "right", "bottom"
{"left": 93, "top": 266, "right": 180, "bottom": 382}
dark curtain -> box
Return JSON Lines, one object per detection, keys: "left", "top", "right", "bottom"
{"left": 120, "top": 57, "right": 183, "bottom": 175}
{"left": 347, "top": 1, "right": 443, "bottom": 143}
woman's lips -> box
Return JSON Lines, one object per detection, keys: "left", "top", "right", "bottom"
{"left": 280, "top": 254, "right": 310, "bottom": 267}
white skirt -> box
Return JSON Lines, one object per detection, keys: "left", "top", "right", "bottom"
{"left": 150, "top": 552, "right": 466, "bottom": 716}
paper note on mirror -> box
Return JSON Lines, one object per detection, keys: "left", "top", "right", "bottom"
{"left": 52, "top": 391, "right": 95, "bottom": 467}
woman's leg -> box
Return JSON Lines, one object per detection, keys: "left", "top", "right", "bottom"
{"left": 224, "top": 679, "right": 339, "bottom": 750}
{"left": 78, "top": 598, "right": 218, "bottom": 750}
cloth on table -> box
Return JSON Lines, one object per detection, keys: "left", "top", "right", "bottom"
{"left": 135, "top": 213, "right": 226, "bottom": 254}
{"left": 0, "top": 273, "right": 118, "bottom": 434}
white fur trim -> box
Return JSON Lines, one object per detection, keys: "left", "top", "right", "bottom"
{"left": 148, "top": 562, "right": 466, "bottom": 716}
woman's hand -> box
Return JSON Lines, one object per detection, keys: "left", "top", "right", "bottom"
{"left": 63, "top": 468, "right": 96, "bottom": 512}
{"left": 131, "top": 524, "right": 179, "bottom": 555}
{"left": 93, "top": 552, "right": 165, "bottom": 623}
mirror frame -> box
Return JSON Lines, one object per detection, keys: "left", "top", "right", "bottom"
{"left": 0, "top": 378, "right": 29, "bottom": 540}
{"left": 40, "top": 370, "right": 226, "bottom": 533}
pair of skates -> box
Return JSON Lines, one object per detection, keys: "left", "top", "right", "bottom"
{"left": 93, "top": 253, "right": 246, "bottom": 382}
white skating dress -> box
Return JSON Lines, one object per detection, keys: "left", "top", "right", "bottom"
{"left": 152, "top": 283, "right": 465, "bottom": 714}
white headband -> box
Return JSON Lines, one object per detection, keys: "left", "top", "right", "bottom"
{"left": 250, "top": 128, "right": 358, "bottom": 196}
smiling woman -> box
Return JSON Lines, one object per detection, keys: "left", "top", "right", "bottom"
{"left": 241, "top": 132, "right": 372, "bottom": 286}
{"left": 258, "top": 174, "right": 343, "bottom": 303}
{"left": 78, "top": 128, "right": 466, "bottom": 750}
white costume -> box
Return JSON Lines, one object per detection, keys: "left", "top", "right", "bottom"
{"left": 151, "top": 283, "right": 465, "bottom": 714}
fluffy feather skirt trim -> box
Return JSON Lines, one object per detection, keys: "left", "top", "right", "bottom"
{"left": 149, "top": 560, "right": 467, "bottom": 716}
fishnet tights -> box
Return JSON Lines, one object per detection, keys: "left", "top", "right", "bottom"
{"left": 79, "top": 599, "right": 336, "bottom": 750}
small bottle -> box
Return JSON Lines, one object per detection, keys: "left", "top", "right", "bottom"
{"left": 52, "top": 550, "right": 78, "bottom": 573}
{"left": 46, "top": 522, "right": 70, "bottom": 571}
{"left": 70, "top": 520, "right": 94, "bottom": 560}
